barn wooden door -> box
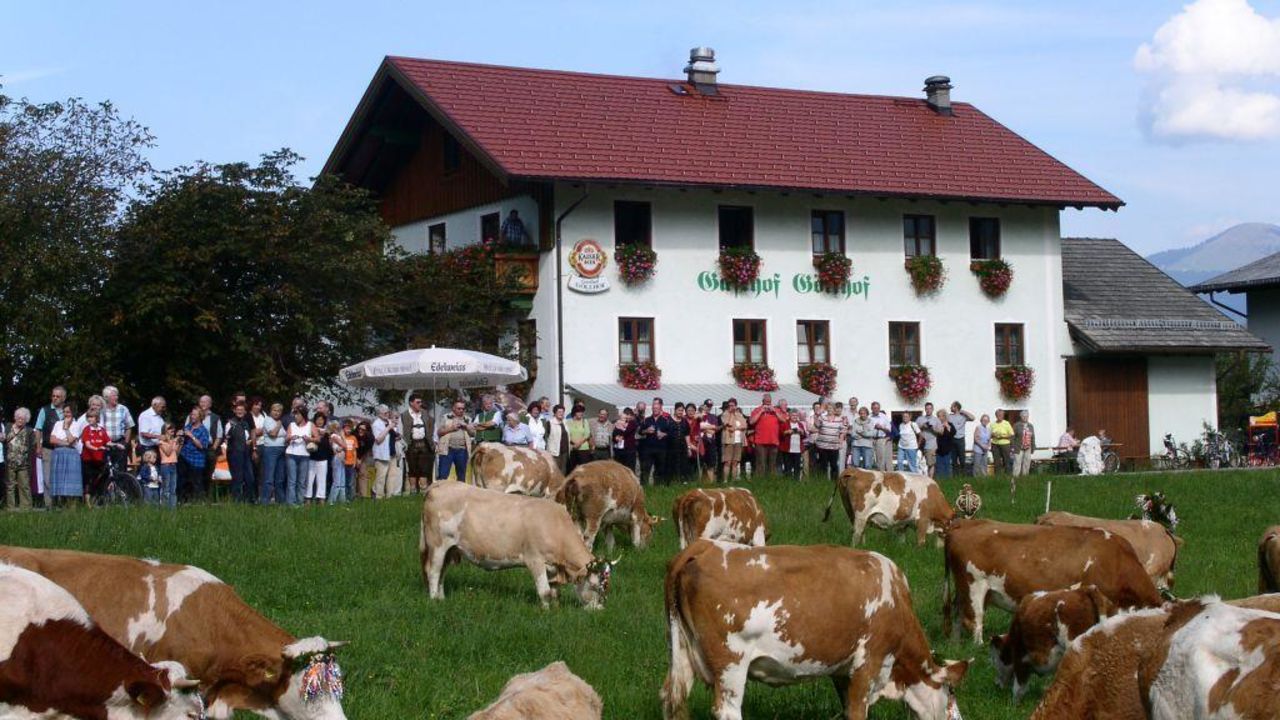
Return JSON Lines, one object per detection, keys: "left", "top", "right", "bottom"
{"left": 1066, "top": 357, "right": 1150, "bottom": 459}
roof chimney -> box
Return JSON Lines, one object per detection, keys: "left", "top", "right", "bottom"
{"left": 924, "top": 75, "right": 953, "bottom": 115}
{"left": 684, "top": 47, "right": 720, "bottom": 95}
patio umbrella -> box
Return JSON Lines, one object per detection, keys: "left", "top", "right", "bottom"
{"left": 339, "top": 347, "right": 527, "bottom": 391}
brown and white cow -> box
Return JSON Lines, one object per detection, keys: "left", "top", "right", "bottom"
{"left": 563, "top": 460, "right": 660, "bottom": 551}
{"left": 1257, "top": 525, "right": 1280, "bottom": 593}
{"left": 0, "top": 563, "right": 204, "bottom": 720}
{"left": 662, "top": 540, "right": 969, "bottom": 720}
{"left": 837, "top": 468, "right": 954, "bottom": 547}
{"left": 671, "top": 487, "right": 768, "bottom": 549}
{"left": 942, "top": 519, "right": 1161, "bottom": 643}
{"left": 0, "top": 545, "right": 348, "bottom": 720}
{"left": 469, "top": 442, "right": 566, "bottom": 497}
{"left": 989, "top": 586, "right": 1117, "bottom": 700}
{"left": 1038, "top": 511, "right": 1182, "bottom": 589}
{"left": 420, "top": 480, "right": 613, "bottom": 609}
{"left": 1033, "top": 599, "right": 1280, "bottom": 720}
{"left": 467, "top": 661, "right": 603, "bottom": 720}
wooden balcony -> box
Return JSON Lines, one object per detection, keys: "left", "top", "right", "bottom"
{"left": 494, "top": 251, "right": 540, "bottom": 295}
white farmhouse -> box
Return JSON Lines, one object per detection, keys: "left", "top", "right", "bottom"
{"left": 324, "top": 49, "right": 1264, "bottom": 461}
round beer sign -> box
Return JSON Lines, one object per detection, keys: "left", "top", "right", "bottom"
{"left": 568, "top": 239, "right": 610, "bottom": 293}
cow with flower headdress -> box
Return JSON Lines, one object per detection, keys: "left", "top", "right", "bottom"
{"left": 0, "top": 545, "right": 349, "bottom": 720}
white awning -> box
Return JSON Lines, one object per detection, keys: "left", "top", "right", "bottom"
{"left": 567, "top": 383, "right": 822, "bottom": 411}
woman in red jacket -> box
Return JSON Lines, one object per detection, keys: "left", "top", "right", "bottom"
{"left": 79, "top": 409, "right": 110, "bottom": 503}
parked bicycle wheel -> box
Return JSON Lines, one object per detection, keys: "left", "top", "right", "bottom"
{"left": 1103, "top": 451, "right": 1120, "bottom": 473}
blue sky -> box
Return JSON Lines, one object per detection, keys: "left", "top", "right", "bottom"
{"left": 5, "top": 0, "right": 1279, "bottom": 255}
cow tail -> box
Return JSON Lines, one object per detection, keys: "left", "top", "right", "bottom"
{"left": 466, "top": 447, "right": 481, "bottom": 486}
{"left": 1260, "top": 533, "right": 1279, "bottom": 594}
{"left": 564, "top": 475, "right": 581, "bottom": 523}
{"left": 941, "top": 532, "right": 954, "bottom": 638}
{"left": 661, "top": 552, "right": 697, "bottom": 720}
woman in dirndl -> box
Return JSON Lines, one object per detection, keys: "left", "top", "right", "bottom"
{"left": 48, "top": 403, "right": 83, "bottom": 506}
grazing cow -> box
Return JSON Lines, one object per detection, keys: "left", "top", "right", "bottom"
{"left": 942, "top": 519, "right": 1161, "bottom": 642}
{"left": 1033, "top": 599, "right": 1280, "bottom": 720}
{"left": 420, "top": 480, "right": 613, "bottom": 609}
{"left": 662, "top": 540, "right": 969, "bottom": 720}
{"left": 671, "top": 487, "right": 768, "bottom": 549}
{"left": 563, "top": 460, "right": 660, "bottom": 551}
{"left": 1038, "top": 511, "right": 1182, "bottom": 589}
{"left": 1258, "top": 525, "right": 1280, "bottom": 593}
{"left": 989, "top": 586, "right": 1117, "bottom": 700}
{"left": 1144, "top": 600, "right": 1280, "bottom": 719}
{"left": 837, "top": 468, "right": 954, "bottom": 547}
{"left": 0, "top": 563, "right": 204, "bottom": 720}
{"left": 0, "top": 545, "right": 348, "bottom": 720}
{"left": 1230, "top": 592, "right": 1280, "bottom": 613}
{"left": 1030, "top": 606, "right": 1171, "bottom": 719}
{"left": 470, "top": 442, "right": 567, "bottom": 498}
{"left": 467, "top": 661, "right": 603, "bottom": 720}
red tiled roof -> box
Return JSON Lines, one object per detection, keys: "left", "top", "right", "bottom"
{"left": 375, "top": 56, "right": 1121, "bottom": 208}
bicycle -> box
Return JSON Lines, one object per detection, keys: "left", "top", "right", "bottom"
{"left": 1203, "top": 429, "right": 1238, "bottom": 470}
{"left": 90, "top": 443, "right": 142, "bottom": 507}
{"left": 1102, "top": 448, "right": 1120, "bottom": 474}
{"left": 1154, "top": 433, "right": 1190, "bottom": 471}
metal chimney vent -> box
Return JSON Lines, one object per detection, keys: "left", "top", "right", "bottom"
{"left": 684, "top": 47, "right": 720, "bottom": 95}
{"left": 924, "top": 75, "right": 953, "bottom": 115}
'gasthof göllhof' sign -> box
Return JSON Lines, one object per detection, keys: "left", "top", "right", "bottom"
{"left": 568, "top": 238, "right": 610, "bottom": 293}
{"left": 696, "top": 271, "right": 872, "bottom": 300}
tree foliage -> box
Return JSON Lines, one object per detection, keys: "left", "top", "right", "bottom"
{"left": 1216, "top": 351, "right": 1280, "bottom": 436}
{"left": 0, "top": 92, "right": 153, "bottom": 406}
{"left": 103, "top": 150, "right": 405, "bottom": 405}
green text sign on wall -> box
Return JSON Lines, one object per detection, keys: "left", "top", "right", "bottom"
{"left": 696, "top": 271, "right": 872, "bottom": 300}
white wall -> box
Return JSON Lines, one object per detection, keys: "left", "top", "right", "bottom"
{"left": 539, "top": 183, "right": 1071, "bottom": 446}
{"left": 1146, "top": 355, "right": 1218, "bottom": 452}
{"left": 1247, "top": 287, "right": 1280, "bottom": 357}
{"left": 390, "top": 195, "right": 540, "bottom": 254}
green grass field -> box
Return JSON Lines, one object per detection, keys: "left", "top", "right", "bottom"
{"left": 5, "top": 469, "right": 1279, "bottom": 718}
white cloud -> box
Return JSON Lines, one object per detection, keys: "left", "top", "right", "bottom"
{"left": 1135, "top": 0, "right": 1280, "bottom": 142}
{"left": 0, "top": 67, "right": 65, "bottom": 86}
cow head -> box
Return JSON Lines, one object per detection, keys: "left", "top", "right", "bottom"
{"left": 575, "top": 557, "right": 618, "bottom": 611}
{"left": 988, "top": 634, "right": 1015, "bottom": 691}
{"left": 1133, "top": 492, "right": 1179, "bottom": 531}
{"left": 211, "top": 638, "right": 348, "bottom": 720}
{"left": 636, "top": 514, "right": 663, "bottom": 549}
{"left": 119, "top": 660, "right": 205, "bottom": 720}
{"left": 904, "top": 659, "right": 968, "bottom": 720}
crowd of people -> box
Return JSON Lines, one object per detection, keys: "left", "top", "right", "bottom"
{"left": 0, "top": 384, "right": 1099, "bottom": 511}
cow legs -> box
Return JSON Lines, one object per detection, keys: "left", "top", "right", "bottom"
{"left": 966, "top": 581, "right": 987, "bottom": 643}
{"left": 841, "top": 667, "right": 874, "bottom": 720}
{"left": 710, "top": 661, "right": 750, "bottom": 720}
{"left": 425, "top": 543, "right": 451, "bottom": 600}
{"left": 604, "top": 527, "right": 617, "bottom": 552}
{"left": 583, "top": 519, "right": 601, "bottom": 551}
{"left": 915, "top": 518, "right": 929, "bottom": 547}
{"left": 526, "top": 557, "right": 555, "bottom": 608}
{"left": 851, "top": 512, "right": 869, "bottom": 546}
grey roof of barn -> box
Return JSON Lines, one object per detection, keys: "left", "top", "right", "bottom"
{"left": 1061, "top": 237, "right": 1269, "bottom": 353}
{"left": 1189, "top": 250, "right": 1280, "bottom": 294}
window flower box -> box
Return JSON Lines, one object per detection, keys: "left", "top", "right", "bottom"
{"left": 616, "top": 243, "right": 657, "bottom": 286}
{"left": 813, "top": 252, "right": 852, "bottom": 293}
{"left": 905, "top": 255, "right": 946, "bottom": 295}
{"left": 889, "top": 364, "right": 932, "bottom": 403}
{"left": 619, "top": 361, "right": 661, "bottom": 390}
{"left": 798, "top": 362, "right": 838, "bottom": 397}
{"left": 995, "top": 364, "right": 1035, "bottom": 401}
{"left": 732, "top": 363, "right": 778, "bottom": 392}
{"left": 972, "top": 258, "right": 1013, "bottom": 298}
{"left": 719, "top": 247, "right": 762, "bottom": 290}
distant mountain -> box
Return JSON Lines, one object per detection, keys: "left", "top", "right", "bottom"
{"left": 1148, "top": 223, "right": 1280, "bottom": 288}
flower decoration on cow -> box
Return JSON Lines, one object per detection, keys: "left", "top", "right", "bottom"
{"left": 972, "top": 258, "right": 1013, "bottom": 298}
{"left": 889, "top": 364, "right": 932, "bottom": 403}
{"left": 615, "top": 243, "right": 657, "bottom": 286}
{"left": 813, "top": 252, "right": 852, "bottom": 293}
{"left": 955, "top": 484, "right": 982, "bottom": 518}
{"left": 732, "top": 363, "right": 779, "bottom": 392}
{"left": 718, "top": 247, "right": 762, "bottom": 290}
{"left": 619, "top": 361, "right": 661, "bottom": 390}
{"left": 798, "top": 362, "right": 838, "bottom": 397}
{"left": 905, "top": 255, "right": 947, "bottom": 295}
{"left": 995, "top": 365, "right": 1035, "bottom": 401}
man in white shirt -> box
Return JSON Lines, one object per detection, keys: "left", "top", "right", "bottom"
{"left": 371, "top": 405, "right": 397, "bottom": 498}
{"left": 840, "top": 395, "right": 859, "bottom": 469}
{"left": 137, "top": 397, "right": 167, "bottom": 459}
{"left": 400, "top": 395, "right": 434, "bottom": 494}
{"left": 870, "top": 401, "right": 893, "bottom": 472}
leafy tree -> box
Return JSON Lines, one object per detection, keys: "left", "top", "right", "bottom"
{"left": 0, "top": 92, "right": 153, "bottom": 408}
{"left": 1216, "top": 351, "right": 1280, "bottom": 437}
{"left": 102, "top": 150, "right": 404, "bottom": 407}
